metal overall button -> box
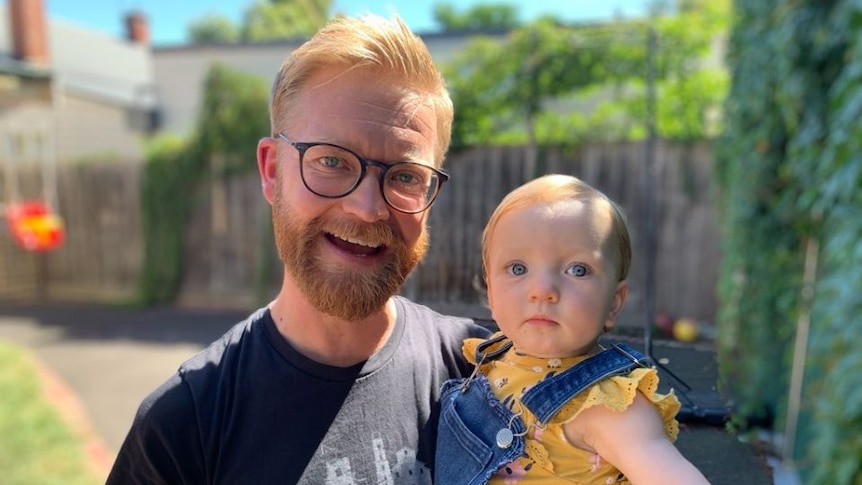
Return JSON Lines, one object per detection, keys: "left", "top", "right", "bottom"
{"left": 496, "top": 428, "right": 514, "bottom": 449}
{"left": 497, "top": 403, "right": 525, "bottom": 449}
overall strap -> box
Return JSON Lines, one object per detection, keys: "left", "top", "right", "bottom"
{"left": 473, "top": 333, "right": 513, "bottom": 364}
{"left": 520, "top": 343, "right": 649, "bottom": 424}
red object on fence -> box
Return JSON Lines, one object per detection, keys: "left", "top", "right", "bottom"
{"left": 4, "top": 200, "right": 65, "bottom": 252}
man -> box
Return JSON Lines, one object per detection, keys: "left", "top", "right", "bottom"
{"left": 107, "top": 15, "right": 488, "bottom": 484}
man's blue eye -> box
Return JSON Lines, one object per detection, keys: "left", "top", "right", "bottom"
{"left": 507, "top": 263, "right": 527, "bottom": 276}
{"left": 566, "top": 264, "right": 588, "bottom": 277}
{"left": 321, "top": 156, "right": 342, "bottom": 168}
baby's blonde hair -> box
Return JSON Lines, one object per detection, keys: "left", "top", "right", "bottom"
{"left": 269, "top": 15, "right": 454, "bottom": 166}
{"left": 482, "top": 174, "right": 632, "bottom": 282}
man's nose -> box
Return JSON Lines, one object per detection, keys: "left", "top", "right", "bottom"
{"left": 340, "top": 169, "right": 389, "bottom": 222}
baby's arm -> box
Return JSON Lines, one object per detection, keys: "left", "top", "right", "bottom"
{"left": 566, "top": 392, "right": 710, "bottom": 485}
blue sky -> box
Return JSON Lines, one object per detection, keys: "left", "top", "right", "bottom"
{"left": 45, "top": 0, "right": 649, "bottom": 46}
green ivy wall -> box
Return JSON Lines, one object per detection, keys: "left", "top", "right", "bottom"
{"left": 715, "top": 1, "right": 862, "bottom": 482}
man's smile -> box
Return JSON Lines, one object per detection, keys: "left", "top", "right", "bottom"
{"left": 325, "top": 231, "right": 386, "bottom": 257}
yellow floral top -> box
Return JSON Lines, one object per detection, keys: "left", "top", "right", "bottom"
{"left": 463, "top": 336, "right": 681, "bottom": 485}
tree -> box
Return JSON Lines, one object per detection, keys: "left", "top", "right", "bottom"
{"left": 186, "top": 0, "right": 332, "bottom": 44}
{"left": 433, "top": 2, "right": 519, "bottom": 32}
{"left": 139, "top": 65, "right": 269, "bottom": 304}
{"left": 442, "top": 0, "right": 729, "bottom": 150}
{"left": 188, "top": 14, "right": 240, "bottom": 44}
{"left": 242, "top": 0, "right": 331, "bottom": 42}
{"left": 195, "top": 64, "right": 271, "bottom": 162}
{"left": 444, "top": 18, "right": 615, "bottom": 149}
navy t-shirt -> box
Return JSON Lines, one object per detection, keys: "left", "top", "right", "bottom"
{"left": 107, "top": 297, "right": 490, "bottom": 484}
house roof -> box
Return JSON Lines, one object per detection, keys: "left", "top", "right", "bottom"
{"left": 0, "top": 6, "right": 155, "bottom": 108}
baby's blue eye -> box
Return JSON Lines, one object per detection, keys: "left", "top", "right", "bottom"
{"left": 507, "top": 263, "right": 527, "bottom": 276}
{"left": 566, "top": 264, "right": 589, "bottom": 277}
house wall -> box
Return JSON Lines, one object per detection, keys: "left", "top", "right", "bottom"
{"left": 0, "top": 91, "right": 147, "bottom": 167}
{"left": 53, "top": 92, "right": 146, "bottom": 163}
{"left": 0, "top": 73, "right": 51, "bottom": 105}
{"left": 151, "top": 32, "right": 497, "bottom": 136}
{"left": 0, "top": 77, "right": 53, "bottom": 204}
{"left": 1, "top": 3, "right": 156, "bottom": 166}
{"left": 152, "top": 43, "right": 301, "bottom": 136}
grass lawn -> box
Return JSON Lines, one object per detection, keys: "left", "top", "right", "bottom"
{"left": 0, "top": 341, "right": 102, "bottom": 485}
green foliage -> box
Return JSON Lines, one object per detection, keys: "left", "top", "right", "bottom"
{"left": 656, "top": 70, "right": 728, "bottom": 140}
{"left": 242, "top": 0, "right": 331, "bottom": 42}
{"left": 716, "top": 0, "right": 862, "bottom": 481}
{"left": 445, "top": 19, "right": 622, "bottom": 149}
{"left": 138, "top": 134, "right": 194, "bottom": 304}
{"left": 443, "top": 0, "right": 729, "bottom": 151}
{"left": 189, "top": 14, "right": 240, "bottom": 44}
{"left": 432, "top": 2, "right": 520, "bottom": 32}
{"left": 713, "top": 0, "right": 798, "bottom": 428}
{"left": 186, "top": 0, "right": 331, "bottom": 44}
{"left": 0, "top": 342, "right": 100, "bottom": 485}
{"left": 138, "top": 64, "right": 269, "bottom": 305}
{"left": 808, "top": 207, "right": 862, "bottom": 484}
{"left": 196, "top": 64, "right": 271, "bottom": 169}
{"left": 803, "top": 3, "right": 862, "bottom": 482}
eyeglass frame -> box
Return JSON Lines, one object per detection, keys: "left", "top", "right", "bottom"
{"left": 274, "top": 132, "right": 450, "bottom": 214}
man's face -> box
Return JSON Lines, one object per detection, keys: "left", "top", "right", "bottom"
{"left": 260, "top": 67, "right": 440, "bottom": 321}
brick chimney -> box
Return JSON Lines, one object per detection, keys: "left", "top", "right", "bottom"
{"left": 125, "top": 10, "right": 150, "bottom": 46}
{"left": 9, "top": 0, "right": 50, "bottom": 65}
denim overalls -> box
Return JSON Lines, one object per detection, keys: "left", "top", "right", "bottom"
{"left": 435, "top": 335, "right": 649, "bottom": 485}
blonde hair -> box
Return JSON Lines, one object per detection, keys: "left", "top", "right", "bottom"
{"left": 482, "top": 174, "right": 632, "bottom": 282}
{"left": 269, "top": 15, "right": 454, "bottom": 166}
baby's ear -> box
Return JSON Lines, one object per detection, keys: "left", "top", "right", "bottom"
{"left": 605, "top": 280, "right": 629, "bottom": 329}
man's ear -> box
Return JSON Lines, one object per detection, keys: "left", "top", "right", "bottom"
{"left": 257, "top": 137, "right": 278, "bottom": 204}
{"left": 604, "top": 280, "right": 629, "bottom": 330}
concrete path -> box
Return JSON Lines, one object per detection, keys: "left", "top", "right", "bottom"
{"left": 0, "top": 301, "right": 775, "bottom": 484}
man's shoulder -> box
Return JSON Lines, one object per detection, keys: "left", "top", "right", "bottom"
{"left": 137, "top": 307, "right": 274, "bottom": 421}
{"left": 395, "top": 297, "right": 493, "bottom": 339}
{"left": 177, "top": 307, "right": 270, "bottom": 378}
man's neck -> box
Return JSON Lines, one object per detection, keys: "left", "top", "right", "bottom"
{"left": 268, "top": 276, "right": 397, "bottom": 367}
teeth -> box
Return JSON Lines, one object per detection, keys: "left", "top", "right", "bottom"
{"left": 330, "top": 232, "right": 381, "bottom": 248}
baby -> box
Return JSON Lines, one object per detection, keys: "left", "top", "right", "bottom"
{"left": 436, "top": 174, "right": 709, "bottom": 484}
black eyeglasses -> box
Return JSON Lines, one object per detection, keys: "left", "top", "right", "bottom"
{"left": 275, "top": 133, "right": 449, "bottom": 214}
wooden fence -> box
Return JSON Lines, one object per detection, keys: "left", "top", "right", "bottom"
{"left": 0, "top": 162, "right": 144, "bottom": 302}
{"left": 414, "top": 140, "right": 721, "bottom": 325}
{"left": 0, "top": 140, "right": 720, "bottom": 325}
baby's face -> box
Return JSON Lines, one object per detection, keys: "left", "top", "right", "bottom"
{"left": 485, "top": 200, "right": 627, "bottom": 358}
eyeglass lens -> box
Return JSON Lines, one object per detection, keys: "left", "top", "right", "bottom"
{"left": 300, "top": 143, "right": 440, "bottom": 213}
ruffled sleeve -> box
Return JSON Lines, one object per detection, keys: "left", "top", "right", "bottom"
{"left": 461, "top": 337, "right": 483, "bottom": 365}
{"left": 553, "top": 367, "right": 681, "bottom": 442}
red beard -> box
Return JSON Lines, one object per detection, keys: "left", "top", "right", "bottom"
{"left": 271, "top": 185, "right": 428, "bottom": 321}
